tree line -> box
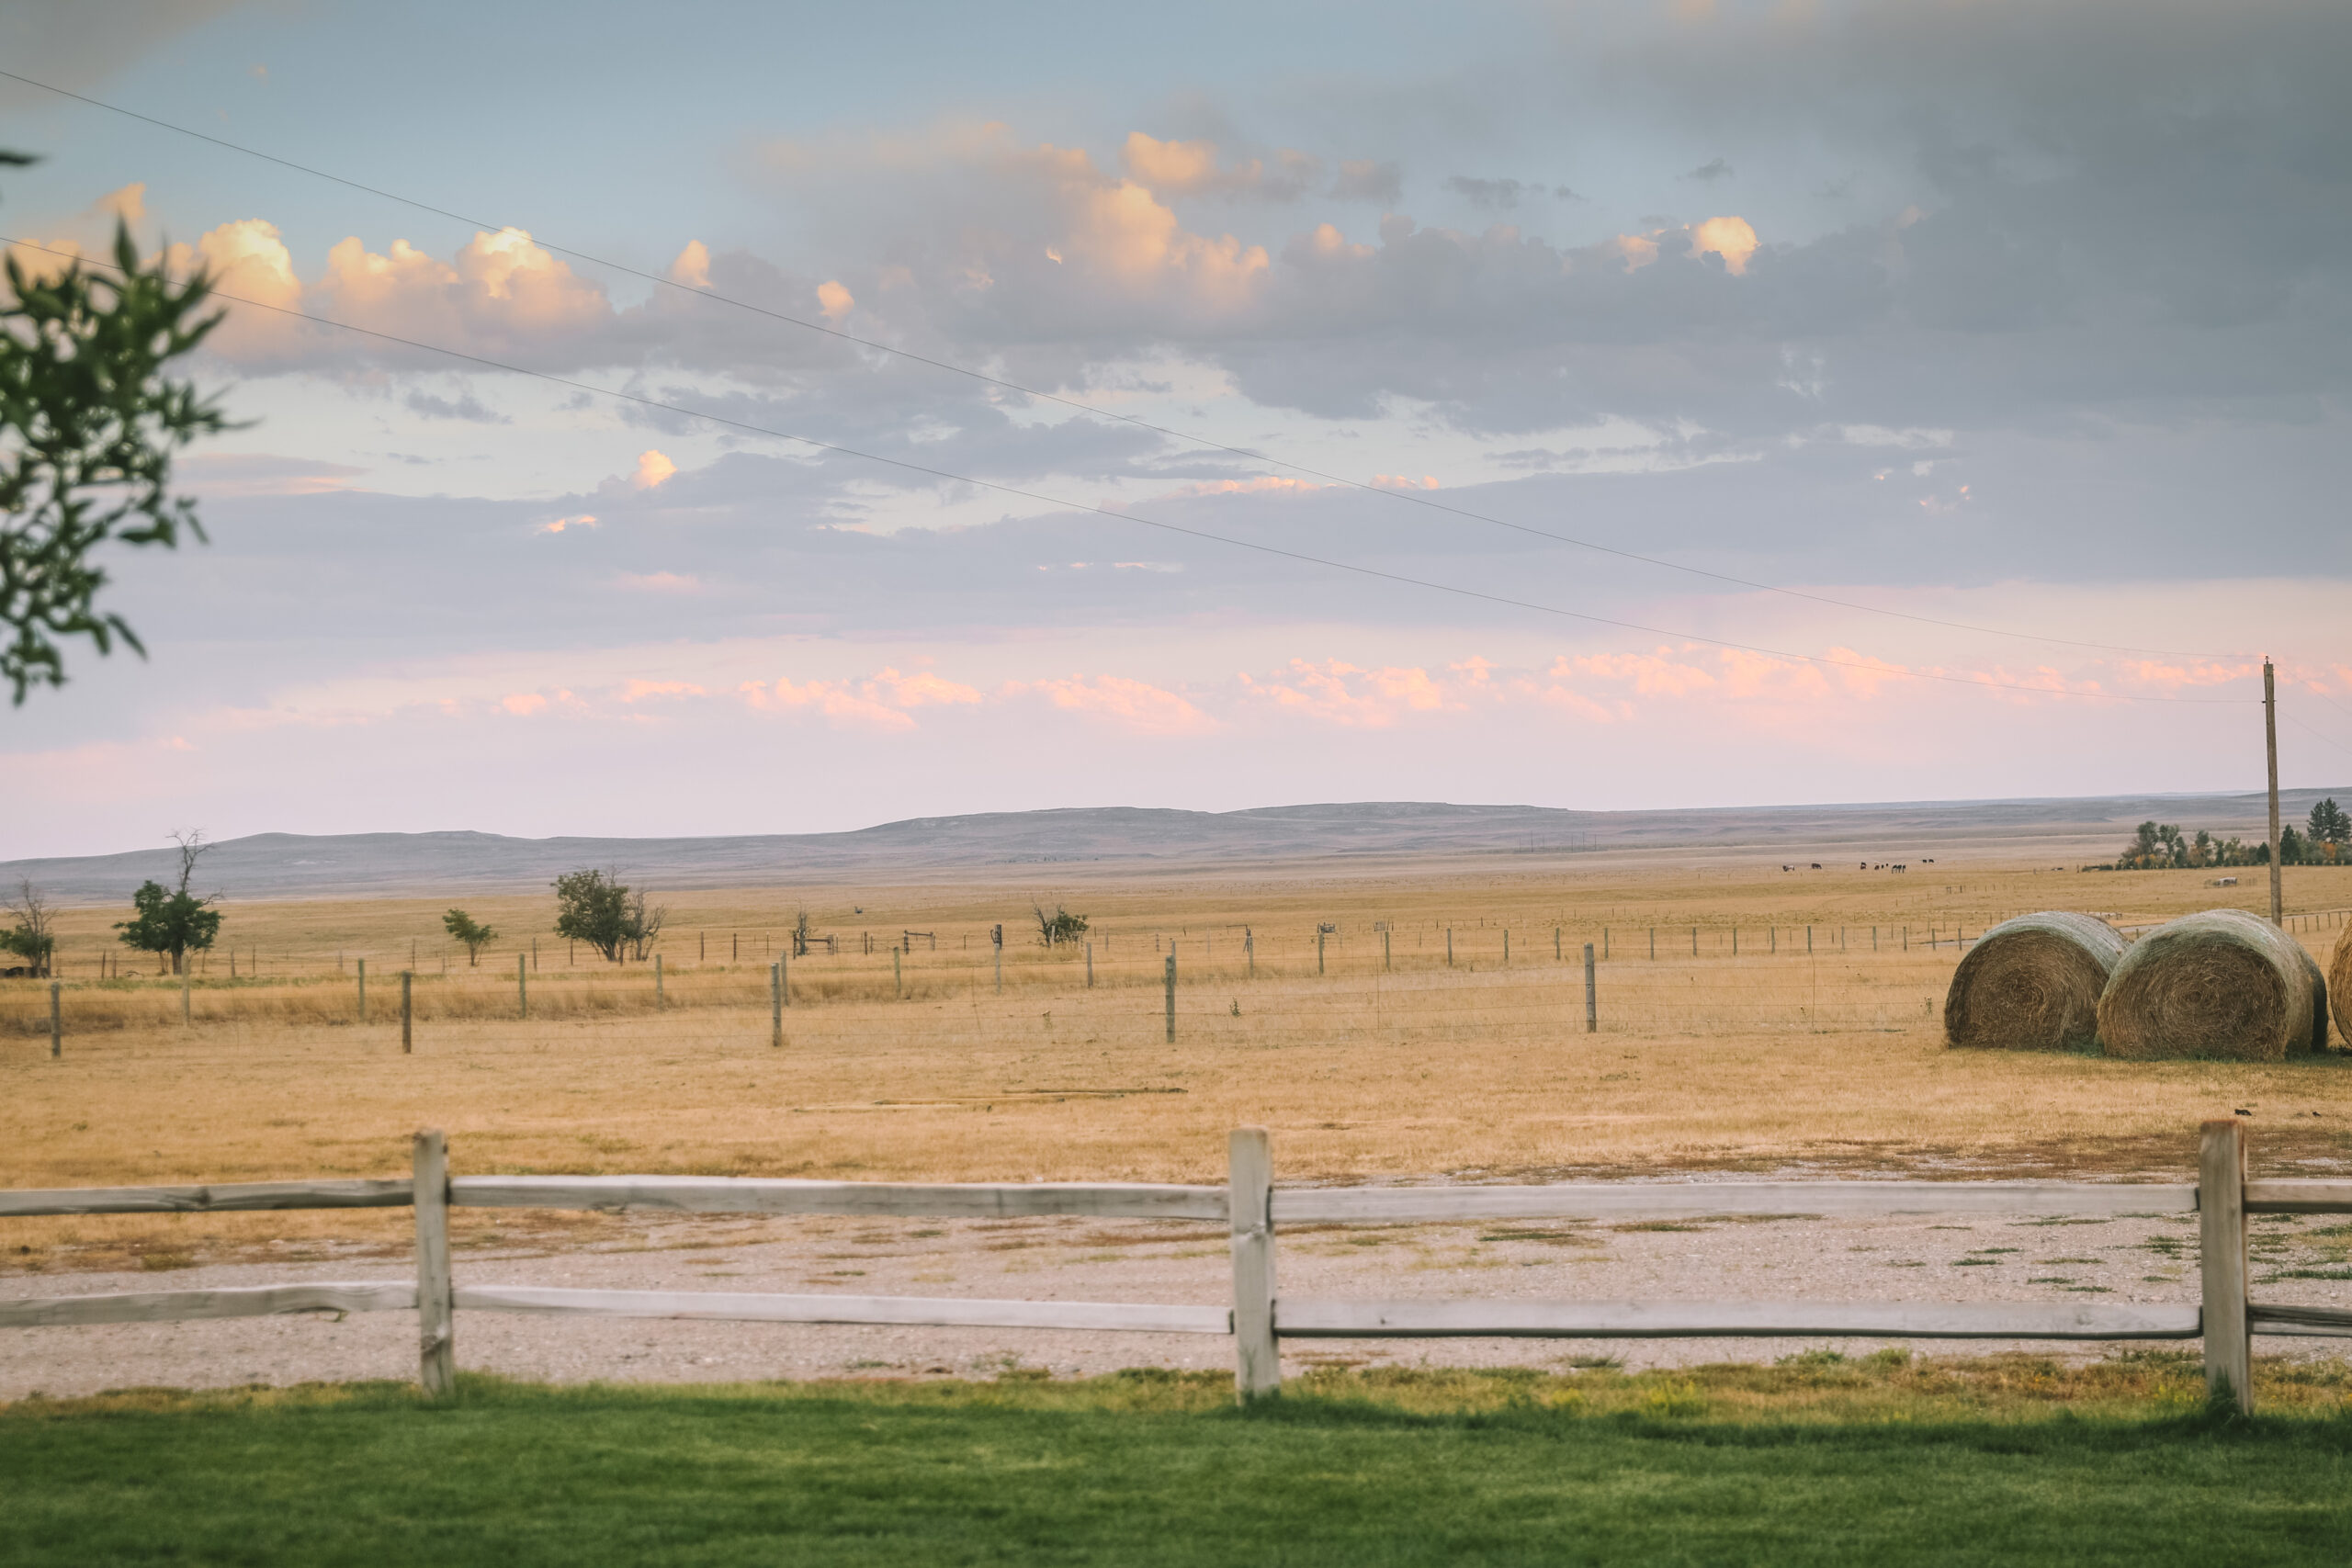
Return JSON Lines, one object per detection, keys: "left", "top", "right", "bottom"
{"left": 2105, "top": 799, "right": 2349, "bottom": 871}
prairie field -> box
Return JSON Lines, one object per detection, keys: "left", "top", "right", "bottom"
{"left": 3, "top": 854, "right": 2348, "bottom": 1269}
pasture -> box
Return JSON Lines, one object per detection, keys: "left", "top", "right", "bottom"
{"left": 3, "top": 854, "right": 2347, "bottom": 1273}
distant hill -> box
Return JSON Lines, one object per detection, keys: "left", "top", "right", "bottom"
{"left": 1, "top": 789, "right": 2339, "bottom": 904}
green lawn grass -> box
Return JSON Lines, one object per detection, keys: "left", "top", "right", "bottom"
{"left": 7, "top": 1355, "right": 2352, "bottom": 1566}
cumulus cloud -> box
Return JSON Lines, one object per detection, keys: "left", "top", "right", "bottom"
{"left": 1331, "top": 159, "right": 1403, "bottom": 205}
{"left": 630, "top": 450, "right": 677, "bottom": 489}
{"left": 1022, "top": 673, "right": 1214, "bottom": 734}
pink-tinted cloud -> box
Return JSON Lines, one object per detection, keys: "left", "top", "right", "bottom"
{"left": 1023, "top": 673, "right": 1215, "bottom": 735}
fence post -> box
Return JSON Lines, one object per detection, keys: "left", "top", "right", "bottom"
{"left": 1086, "top": 941, "right": 1094, "bottom": 988}
{"left": 357, "top": 958, "right": 367, "bottom": 1023}
{"left": 770, "top": 963, "right": 783, "bottom": 1048}
{"left": 1583, "top": 942, "right": 1597, "bottom": 1034}
{"left": 1555, "top": 927, "right": 1561, "bottom": 962}
{"left": 401, "top": 972, "right": 413, "bottom": 1054}
{"left": 1384, "top": 930, "right": 1392, "bottom": 972}
{"left": 1503, "top": 930, "right": 1510, "bottom": 965}
{"left": 1603, "top": 928, "right": 1609, "bottom": 961}
{"left": 518, "top": 953, "right": 528, "bottom": 1020}
{"left": 49, "top": 981, "right": 61, "bottom": 1057}
{"left": 655, "top": 953, "right": 664, "bottom": 1010}
{"left": 413, "top": 1128, "right": 456, "bottom": 1399}
{"left": 780, "top": 948, "right": 790, "bottom": 1008}
{"left": 1164, "top": 954, "right": 1177, "bottom": 1043}
{"left": 2200, "top": 1119, "right": 2252, "bottom": 1415}
{"left": 1649, "top": 927, "right": 1655, "bottom": 960}
{"left": 1228, "top": 1126, "right": 1279, "bottom": 1404}
{"left": 1317, "top": 931, "right": 1325, "bottom": 976}
{"left": 1691, "top": 926, "right": 1698, "bottom": 956}
{"left": 1446, "top": 929, "right": 1453, "bottom": 967}
{"left": 1246, "top": 930, "right": 1254, "bottom": 979}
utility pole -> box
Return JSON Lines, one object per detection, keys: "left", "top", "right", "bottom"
{"left": 2266, "top": 658, "right": 2283, "bottom": 926}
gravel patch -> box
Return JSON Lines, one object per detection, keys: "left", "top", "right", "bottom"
{"left": 6, "top": 1208, "right": 2348, "bottom": 1397}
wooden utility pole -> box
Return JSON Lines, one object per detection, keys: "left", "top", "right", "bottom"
{"left": 2266, "top": 658, "right": 2283, "bottom": 926}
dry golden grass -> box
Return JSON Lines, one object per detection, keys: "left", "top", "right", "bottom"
{"left": 4, "top": 854, "right": 2348, "bottom": 1271}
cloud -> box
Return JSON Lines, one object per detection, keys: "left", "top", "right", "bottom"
{"left": 1121, "top": 132, "right": 1323, "bottom": 200}
{"left": 537, "top": 513, "right": 597, "bottom": 535}
{"left": 1683, "top": 157, "right": 1734, "bottom": 183}
{"left": 817, "top": 279, "right": 854, "bottom": 320}
{"left": 404, "top": 387, "right": 510, "bottom": 423}
{"left": 631, "top": 450, "right": 677, "bottom": 489}
{"left": 617, "top": 679, "right": 707, "bottom": 702}
{"left": 1023, "top": 673, "right": 1214, "bottom": 735}
{"left": 1442, "top": 175, "right": 1526, "bottom": 209}
{"left": 1331, "top": 159, "right": 1402, "bottom": 205}
{"left": 90, "top": 182, "right": 145, "bottom": 222}
{"left": 1687, "top": 215, "right": 1758, "bottom": 275}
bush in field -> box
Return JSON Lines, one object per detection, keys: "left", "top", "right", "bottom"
{"left": 442, "top": 908, "right": 497, "bottom": 965}
{"left": 1, "top": 877, "right": 55, "bottom": 976}
{"left": 115, "top": 831, "right": 220, "bottom": 975}
{"left": 1031, "top": 903, "right": 1089, "bottom": 948}
{"left": 553, "top": 870, "right": 666, "bottom": 962}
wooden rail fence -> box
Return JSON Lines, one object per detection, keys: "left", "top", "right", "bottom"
{"left": 4, "top": 1120, "right": 2344, "bottom": 1412}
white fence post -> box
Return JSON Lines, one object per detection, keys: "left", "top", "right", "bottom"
{"left": 1229, "top": 1126, "right": 1278, "bottom": 1403}
{"left": 2200, "top": 1118, "right": 2252, "bottom": 1414}
{"left": 413, "top": 1128, "right": 456, "bottom": 1398}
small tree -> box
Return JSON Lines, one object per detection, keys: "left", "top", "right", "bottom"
{"left": 442, "top": 908, "right": 497, "bottom": 965}
{"left": 115, "top": 829, "right": 220, "bottom": 975}
{"left": 553, "top": 869, "right": 632, "bottom": 962}
{"left": 0, "top": 876, "right": 55, "bottom": 976}
{"left": 1031, "top": 902, "right": 1089, "bottom": 948}
{"left": 623, "top": 887, "right": 666, "bottom": 962}
{"left": 2311, "top": 798, "right": 2349, "bottom": 860}
{"left": 2279, "top": 825, "right": 2308, "bottom": 866}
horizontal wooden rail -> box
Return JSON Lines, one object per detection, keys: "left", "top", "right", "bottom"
{"left": 2249, "top": 1303, "right": 2352, "bottom": 1337}
{"left": 2244, "top": 1181, "right": 2352, "bottom": 1214}
{"left": 0, "top": 1280, "right": 414, "bottom": 1328}
{"left": 1272, "top": 1181, "right": 2197, "bottom": 1225}
{"left": 455, "top": 1285, "right": 1230, "bottom": 1334}
{"left": 0, "top": 1179, "right": 416, "bottom": 1218}
{"left": 450, "top": 1176, "right": 1227, "bottom": 1221}
{"left": 1274, "top": 1299, "right": 2202, "bottom": 1340}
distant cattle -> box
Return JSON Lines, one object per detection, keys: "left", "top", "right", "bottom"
{"left": 0, "top": 966, "right": 29, "bottom": 979}
{"left": 1810, "top": 863, "right": 1824, "bottom": 870}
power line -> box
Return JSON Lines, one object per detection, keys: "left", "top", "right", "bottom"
{"left": 0, "top": 65, "right": 2250, "bottom": 663}
{"left": 2, "top": 234, "right": 2256, "bottom": 708}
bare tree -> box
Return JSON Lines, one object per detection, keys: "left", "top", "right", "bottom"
{"left": 1, "top": 877, "right": 55, "bottom": 976}
{"left": 625, "top": 887, "right": 667, "bottom": 962}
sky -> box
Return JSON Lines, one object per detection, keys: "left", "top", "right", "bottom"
{"left": 2, "top": 0, "right": 2348, "bottom": 857}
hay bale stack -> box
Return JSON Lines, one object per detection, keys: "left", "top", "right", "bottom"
{"left": 1944, "top": 912, "right": 2127, "bottom": 1051}
{"left": 2098, "top": 909, "right": 2321, "bottom": 1061}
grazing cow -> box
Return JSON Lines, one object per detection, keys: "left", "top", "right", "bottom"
{"left": 1894, "top": 863, "right": 1907, "bottom": 872}
{"left": 1810, "top": 863, "right": 1823, "bottom": 870}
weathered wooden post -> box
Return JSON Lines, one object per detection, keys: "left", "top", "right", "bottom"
{"left": 993, "top": 924, "right": 1003, "bottom": 996}
{"left": 1602, "top": 927, "right": 1610, "bottom": 961}
{"left": 654, "top": 953, "right": 664, "bottom": 1010}
{"left": 1228, "top": 1126, "right": 1278, "bottom": 1403}
{"left": 1246, "top": 929, "right": 1254, "bottom": 978}
{"left": 1807, "top": 925, "right": 1815, "bottom": 953}
{"left": 1583, "top": 942, "right": 1597, "bottom": 1034}
{"left": 357, "top": 958, "right": 367, "bottom": 1023}
{"left": 2200, "top": 1118, "right": 2252, "bottom": 1415}
{"left": 1690, "top": 926, "right": 1698, "bottom": 956}
{"left": 401, "top": 972, "right": 413, "bottom": 1054}
{"left": 1446, "top": 929, "right": 1453, "bottom": 967}
{"left": 1086, "top": 940, "right": 1094, "bottom": 988}
{"left": 49, "top": 982, "right": 62, "bottom": 1058}
{"left": 413, "top": 1128, "right": 455, "bottom": 1399}
{"left": 517, "top": 953, "right": 528, "bottom": 1020}
{"left": 893, "top": 946, "right": 902, "bottom": 998}
{"left": 770, "top": 963, "right": 783, "bottom": 1048}
{"left": 1317, "top": 930, "right": 1325, "bottom": 976}
{"left": 1555, "top": 928, "right": 1561, "bottom": 962}
{"left": 1503, "top": 930, "right": 1510, "bottom": 965}
{"left": 1384, "top": 930, "right": 1392, "bottom": 971}
{"left": 779, "top": 948, "right": 789, "bottom": 1008}
{"left": 1649, "top": 927, "right": 1656, "bottom": 960}
{"left": 1164, "top": 954, "right": 1176, "bottom": 1043}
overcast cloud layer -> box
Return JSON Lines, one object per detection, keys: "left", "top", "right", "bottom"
{"left": 1, "top": 0, "right": 2346, "bottom": 855}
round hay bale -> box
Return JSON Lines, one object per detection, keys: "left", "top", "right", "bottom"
{"left": 2324, "top": 926, "right": 2348, "bottom": 1048}
{"left": 2098, "top": 908, "right": 2320, "bottom": 1061}
{"left": 1944, "top": 911, "right": 2127, "bottom": 1051}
